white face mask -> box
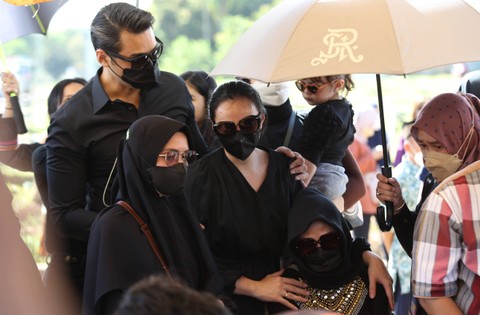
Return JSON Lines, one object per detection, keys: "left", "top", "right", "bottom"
{"left": 251, "top": 82, "right": 289, "bottom": 106}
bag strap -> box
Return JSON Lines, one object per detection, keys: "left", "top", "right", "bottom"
{"left": 116, "top": 200, "right": 173, "bottom": 280}
{"left": 283, "top": 110, "right": 296, "bottom": 147}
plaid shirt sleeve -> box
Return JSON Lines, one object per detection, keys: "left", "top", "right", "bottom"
{"left": 411, "top": 188, "right": 463, "bottom": 298}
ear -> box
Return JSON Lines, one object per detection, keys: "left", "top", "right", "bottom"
{"left": 333, "top": 79, "right": 345, "bottom": 92}
{"left": 260, "top": 113, "right": 266, "bottom": 128}
{"left": 96, "top": 49, "right": 109, "bottom": 67}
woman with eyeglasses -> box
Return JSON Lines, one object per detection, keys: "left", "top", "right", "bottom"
{"left": 295, "top": 75, "right": 355, "bottom": 210}
{"left": 185, "top": 81, "right": 393, "bottom": 315}
{"left": 269, "top": 188, "right": 390, "bottom": 315}
{"left": 83, "top": 115, "right": 223, "bottom": 315}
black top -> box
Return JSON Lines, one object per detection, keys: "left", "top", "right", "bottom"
{"left": 272, "top": 188, "right": 389, "bottom": 315}
{"left": 83, "top": 116, "right": 221, "bottom": 315}
{"left": 185, "top": 147, "right": 303, "bottom": 315}
{"left": 393, "top": 173, "right": 436, "bottom": 256}
{"left": 45, "top": 68, "right": 207, "bottom": 255}
{"left": 298, "top": 98, "right": 355, "bottom": 166}
{"left": 258, "top": 99, "right": 305, "bottom": 151}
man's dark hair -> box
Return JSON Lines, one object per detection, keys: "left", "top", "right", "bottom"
{"left": 90, "top": 2, "right": 155, "bottom": 53}
{"left": 116, "top": 275, "right": 232, "bottom": 315}
{"left": 208, "top": 80, "right": 266, "bottom": 122}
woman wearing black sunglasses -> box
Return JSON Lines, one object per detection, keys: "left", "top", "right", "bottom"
{"left": 185, "top": 81, "right": 392, "bottom": 315}
{"left": 269, "top": 188, "right": 390, "bottom": 315}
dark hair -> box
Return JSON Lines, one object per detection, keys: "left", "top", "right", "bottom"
{"left": 310, "top": 74, "right": 355, "bottom": 95}
{"left": 90, "top": 3, "right": 155, "bottom": 53}
{"left": 48, "top": 78, "right": 87, "bottom": 117}
{"left": 208, "top": 80, "right": 266, "bottom": 122}
{"left": 116, "top": 275, "right": 232, "bottom": 315}
{"left": 180, "top": 70, "right": 217, "bottom": 111}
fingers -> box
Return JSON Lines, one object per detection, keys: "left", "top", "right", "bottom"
{"left": 274, "top": 146, "right": 294, "bottom": 157}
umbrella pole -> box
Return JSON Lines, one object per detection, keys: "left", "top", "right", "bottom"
{"left": 375, "top": 74, "right": 393, "bottom": 231}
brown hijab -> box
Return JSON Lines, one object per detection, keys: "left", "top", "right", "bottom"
{"left": 411, "top": 92, "right": 480, "bottom": 170}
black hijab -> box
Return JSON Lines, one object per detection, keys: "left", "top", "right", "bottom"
{"left": 285, "top": 188, "right": 363, "bottom": 289}
{"left": 87, "top": 115, "right": 222, "bottom": 302}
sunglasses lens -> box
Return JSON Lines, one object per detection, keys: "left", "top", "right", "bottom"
{"left": 320, "top": 233, "right": 342, "bottom": 250}
{"left": 295, "top": 80, "right": 305, "bottom": 92}
{"left": 238, "top": 116, "right": 260, "bottom": 134}
{"left": 306, "top": 85, "right": 318, "bottom": 94}
{"left": 214, "top": 122, "right": 236, "bottom": 136}
{"left": 293, "top": 238, "right": 317, "bottom": 257}
{"left": 165, "top": 151, "right": 179, "bottom": 166}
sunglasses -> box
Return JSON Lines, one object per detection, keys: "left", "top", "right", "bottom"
{"left": 158, "top": 149, "right": 198, "bottom": 167}
{"left": 213, "top": 114, "right": 262, "bottom": 137}
{"left": 292, "top": 232, "right": 342, "bottom": 257}
{"left": 104, "top": 37, "right": 164, "bottom": 70}
{"left": 295, "top": 80, "right": 328, "bottom": 94}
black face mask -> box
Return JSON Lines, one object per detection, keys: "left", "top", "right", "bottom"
{"left": 110, "top": 60, "right": 159, "bottom": 90}
{"left": 302, "top": 247, "right": 344, "bottom": 273}
{"left": 146, "top": 163, "right": 186, "bottom": 196}
{"left": 217, "top": 131, "right": 261, "bottom": 160}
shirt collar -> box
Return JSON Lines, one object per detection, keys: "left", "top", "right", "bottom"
{"left": 92, "top": 67, "right": 111, "bottom": 114}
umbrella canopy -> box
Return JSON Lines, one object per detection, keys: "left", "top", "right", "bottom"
{"left": 0, "top": 0, "right": 68, "bottom": 44}
{"left": 210, "top": 0, "right": 480, "bottom": 231}
{"left": 211, "top": 0, "right": 480, "bottom": 82}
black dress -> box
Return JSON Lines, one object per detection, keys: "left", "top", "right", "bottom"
{"left": 185, "top": 147, "right": 303, "bottom": 315}
{"left": 83, "top": 116, "right": 222, "bottom": 315}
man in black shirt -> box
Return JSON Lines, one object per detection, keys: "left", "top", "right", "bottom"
{"left": 45, "top": 3, "right": 207, "bottom": 311}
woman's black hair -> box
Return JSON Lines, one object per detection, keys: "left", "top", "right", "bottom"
{"left": 180, "top": 71, "right": 217, "bottom": 117}
{"left": 47, "top": 78, "right": 87, "bottom": 117}
{"left": 208, "top": 80, "right": 266, "bottom": 122}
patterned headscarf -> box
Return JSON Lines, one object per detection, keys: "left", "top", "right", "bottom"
{"left": 411, "top": 92, "right": 480, "bottom": 170}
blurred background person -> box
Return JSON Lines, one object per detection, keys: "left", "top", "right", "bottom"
{"left": 349, "top": 106, "right": 380, "bottom": 242}
{"left": 385, "top": 121, "right": 423, "bottom": 315}
{"left": 180, "top": 70, "right": 221, "bottom": 150}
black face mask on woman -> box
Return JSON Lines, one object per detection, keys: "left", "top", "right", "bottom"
{"left": 216, "top": 131, "right": 261, "bottom": 160}
{"left": 146, "top": 163, "right": 186, "bottom": 196}
{"left": 302, "top": 247, "right": 344, "bottom": 273}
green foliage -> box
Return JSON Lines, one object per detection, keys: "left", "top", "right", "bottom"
{"left": 159, "top": 35, "right": 214, "bottom": 74}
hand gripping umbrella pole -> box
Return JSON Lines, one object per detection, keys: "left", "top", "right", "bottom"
{"left": 375, "top": 74, "right": 393, "bottom": 231}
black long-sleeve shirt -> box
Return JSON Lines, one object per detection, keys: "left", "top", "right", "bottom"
{"left": 46, "top": 68, "right": 207, "bottom": 255}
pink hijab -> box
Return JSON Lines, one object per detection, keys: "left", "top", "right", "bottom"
{"left": 411, "top": 92, "right": 480, "bottom": 170}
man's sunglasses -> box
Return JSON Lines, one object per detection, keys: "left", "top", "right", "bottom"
{"left": 158, "top": 149, "right": 198, "bottom": 167}
{"left": 292, "top": 232, "right": 342, "bottom": 257}
{"left": 104, "top": 37, "right": 164, "bottom": 70}
{"left": 295, "top": 80, "right": 328, "bottom": 94}
{"left": 213, "top": 114, "right": 262, "bottom": 137}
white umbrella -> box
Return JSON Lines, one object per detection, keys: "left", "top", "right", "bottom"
{"left": 210, "top": 0, "right": 480, "bottom": 230}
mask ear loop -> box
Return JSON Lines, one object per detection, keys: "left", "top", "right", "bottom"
{"left": 454, "top": 93, "right": 476, "bottom": 161}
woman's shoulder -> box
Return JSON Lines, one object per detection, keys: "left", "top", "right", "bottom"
{"left": 91, "top": 204, "right": 137, "bottom": 235}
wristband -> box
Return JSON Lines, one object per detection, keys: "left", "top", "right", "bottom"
{"left": 394, "top": 200, "right": 406, "bottom": 212}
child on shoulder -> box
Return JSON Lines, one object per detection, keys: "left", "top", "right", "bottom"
{"left": 295, "top": 74, "right": 355, "bottom": 207}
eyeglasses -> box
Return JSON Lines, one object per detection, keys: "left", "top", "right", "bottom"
{"left": 292, "top": 232, "right": 342, "bottom": 257}
{"left": 158, "top": 150, "right": 198, "bottom": 167}
{"left": 104, "top": 37, "right": 164, "bottom": 70}
{"left": 295, "top": 80, "right": 328, "bottom": 94}
{"left": 213, "top": 114, "right": 262, "bottom": 137}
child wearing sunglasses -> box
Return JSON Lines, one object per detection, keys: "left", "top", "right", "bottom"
{"left": 269, "top": 188, "right": 390, "bottom": 315}
{"left": 295, "top": 75, "right": 355, "bottom": 209}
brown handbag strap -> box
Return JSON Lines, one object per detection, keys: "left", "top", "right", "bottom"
{"left": 116, "top": 200, "right": 173, "bottom": 280}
